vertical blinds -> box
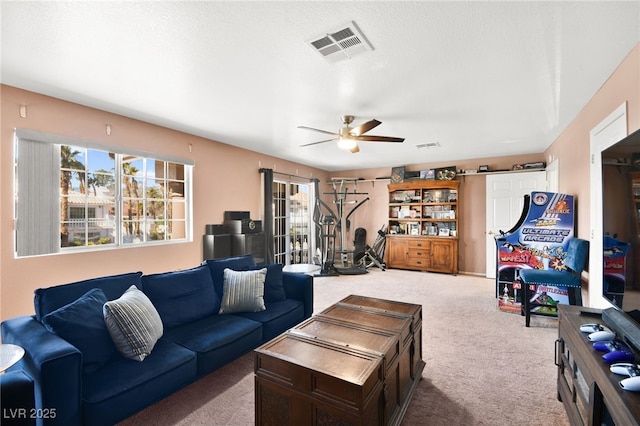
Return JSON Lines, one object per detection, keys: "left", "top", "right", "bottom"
{"left": 16, "top": 138, "right": 61, "bottom": 256}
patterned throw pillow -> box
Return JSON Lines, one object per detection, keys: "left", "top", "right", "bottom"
{"left": 103, "top": 285, "right": 163, "bottom": 361}
{"left": 218, "top": 268, "right": 267, "bottom": 314}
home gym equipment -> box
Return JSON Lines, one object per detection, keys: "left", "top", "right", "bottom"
{"left": 312, "top": 178, "right": 370, "bottom": 276}
{"left": 353, "top": 225, "right": 387, "bottom": 271}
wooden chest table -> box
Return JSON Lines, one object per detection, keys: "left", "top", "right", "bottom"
{"left": 254, "top": 295, "right": 424, "bottom": 426}
{"left": 337, "top": 295, "right": 424, "bottom": 380}
{"left": 254, "top": 331, "right": 384, "bottom": 425}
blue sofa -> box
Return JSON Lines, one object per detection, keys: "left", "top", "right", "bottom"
{"left": 1, "top": 255, "right": 313, "bottom": 426}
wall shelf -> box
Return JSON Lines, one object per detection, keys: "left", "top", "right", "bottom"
{"left": 458, "top": 168, "right": 545, "bottom": 176}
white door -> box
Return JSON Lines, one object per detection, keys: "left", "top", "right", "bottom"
{"left": 485, "top": 171, "right": 547, "bottom": 279}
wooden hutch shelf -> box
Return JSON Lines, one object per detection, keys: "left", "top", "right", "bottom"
{"left": 385, "top": 180, "right": 460, "bottom": 274}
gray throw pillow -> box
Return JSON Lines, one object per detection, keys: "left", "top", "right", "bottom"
{"left": 218, "top": 268, "right": 267, "bottom": 314}
{"left": 103, "top": 285, "right": 163, "bottom": 361}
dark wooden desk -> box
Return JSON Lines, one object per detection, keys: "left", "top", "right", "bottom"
{"left": 557, "top": 305, "right": 640, "bottom": 425}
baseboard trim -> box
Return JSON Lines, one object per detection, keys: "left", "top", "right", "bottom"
{"left": 458, "top": 270, "right": 488, "bottom": 278}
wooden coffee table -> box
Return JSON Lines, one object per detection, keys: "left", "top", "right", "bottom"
{"left": 254, "top": 295, "right": 424, "bottom": 425}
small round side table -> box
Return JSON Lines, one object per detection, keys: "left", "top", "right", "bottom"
{"left": 0, "top": 344, "right": 25, "bottom": 373}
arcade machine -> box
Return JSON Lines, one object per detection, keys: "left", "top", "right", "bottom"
{"left": 495, "top": 192, "right": 575, "bottom": 317}
{"left": 603, "top": 236, "right": 630, "bottom": 307}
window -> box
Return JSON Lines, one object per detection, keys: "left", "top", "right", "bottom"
{"left": 60, "top": 146, "right": 116, "bottom": 248}
{"left": 69, "top": 207, "right": 96, "bottom": 219}
{"left": 14, "top": 129, "right": 193, "bottom": 257}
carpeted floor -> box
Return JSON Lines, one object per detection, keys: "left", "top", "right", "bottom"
{"left": 119, "top": 269, "right": 569, "bottom": 425}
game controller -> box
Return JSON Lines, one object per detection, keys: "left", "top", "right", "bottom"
{"left": 592, "top": 340, "right": 636, "bottom": 363}
{"left": 588, "top": 330, "right": 617, "bottom": 342}
{"left": 619, "top": 376, "right": 640, "bottom": 392}
{"left": 610, "top": 363, "right": 640, "bottom": 377}
{"left": 580, "top": 323, "right": 611, "bottom": 334}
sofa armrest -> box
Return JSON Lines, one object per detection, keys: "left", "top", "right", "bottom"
{"left": 282, "top": 272, "right": 314, "bottom": 319}
{"left": 1, "top": 316, "right": 82, "bottom": 426}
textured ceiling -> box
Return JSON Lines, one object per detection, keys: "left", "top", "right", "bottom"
{"left": 2, "top": 1, "right": 639, "bottom": 171}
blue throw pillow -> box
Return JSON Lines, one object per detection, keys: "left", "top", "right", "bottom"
{"left": 142, "top": 265, "right": 220, "bottom": 328}
{"left": 256, "top": 264, "right": 287, "bottom": 303}
{"left": 34, "top": 272, "right": 143, "bottom": 322}
{"left": 203, "top": 255, "right": 256, "bottom": 297}
{"left": 42, "top": 288, "right": 116, "bottom": 373}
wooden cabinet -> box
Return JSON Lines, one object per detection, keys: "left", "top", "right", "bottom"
{"left": 386, "top": 236, "right": 458, "bottom": 273}
{"left": 556, "top": 305, "right": 640, "bottom": 425}
{"left": 386, "top": 180, "right": 459, "bottom": 274}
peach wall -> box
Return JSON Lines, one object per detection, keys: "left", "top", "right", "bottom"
{"left": 545, "top": 44, "right": 640, "bottom": 242}
{"left": 327, "top": 153, "right": 545, "bottom": 275}
{"left": 0, "top": 85, "right": 330, "bottom": 320}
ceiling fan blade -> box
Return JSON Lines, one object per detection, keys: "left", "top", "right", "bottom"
{"left": 354, "top": 135, "right": 405, "bottom": 143}
{"left": 297, "top": 126, "right": 340, "bottom": 137}
{"left": 350, "top": 144, "right": 360, "bottom": 154}
{"left": 299, "top": 138, "right": 337, "bottom": 147}
{"left": 351, "top": 119, "right": 381, "bottom": 136}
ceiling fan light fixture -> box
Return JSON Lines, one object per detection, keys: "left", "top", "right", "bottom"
{"left": 337, "top": 137, "right": 358, "bottom": 150}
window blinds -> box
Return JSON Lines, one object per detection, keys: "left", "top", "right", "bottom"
{"left": 16, "top": 138, "right": 61, "bottom": 256}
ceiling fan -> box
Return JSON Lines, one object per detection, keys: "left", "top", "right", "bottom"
{"left": 298, "top": 115, "right": 404, "bottom": 153}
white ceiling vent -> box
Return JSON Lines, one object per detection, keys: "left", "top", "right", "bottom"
{"left": 416, "top": 142, "right": 441, "bottom": 149}
{"left": 307, "top": 21, "right": 374, "bottom": 63}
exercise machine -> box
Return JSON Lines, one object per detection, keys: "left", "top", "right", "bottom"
{"left": 353, "top": 225, "right": 387, "bottom": 271}
{"left": 312, "top": 180, "right": 339, "bottom": 276}
{"left": 312, "top": 178, "right": 370, "bottom": 276}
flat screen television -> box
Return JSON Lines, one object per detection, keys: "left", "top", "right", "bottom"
{"left": 596, "top": 125, "right": 640, "bottom": 352}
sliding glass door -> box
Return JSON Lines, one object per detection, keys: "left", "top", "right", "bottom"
{"left": 273, "top": 180, "right": 315, "bottom": 265}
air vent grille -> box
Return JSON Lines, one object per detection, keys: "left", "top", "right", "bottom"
{"left": 416, "top": 142, "right": 441, "bottom": 149}
{"left": 311, "top": 37, "right": 333, "bottom": 50}
{"left": 307, "top": 21, "right": 373, "bottom": 63}
{"left": 331, "top": 28, "right": 355, "bottom": 41}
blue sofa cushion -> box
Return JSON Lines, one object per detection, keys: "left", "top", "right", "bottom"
{"left": 41, "top": 288, "right": 116, "bottom": 374}
{"left": 219, "top": 268, "right": 266, "bottom": 314}
{"left": 163, "top": 314, "right": 261, "bottom": 352}
{"left": 237, "top": 299, "right": 305, "bottom": 341}
{"left": 103, "top": 286, "right": 164, "bottom": 362}
{"left": 82, "top": 339, "right": 197, "bottom": 425}
{"left": 163, "top": 314, "right": 262, "bottom": 376}
{"left": 203, "top": 254, "right": 256, "bottom": 297}
{"left": 142, "top": 265, "right": 220, "bottom": 328}
{"left": 34, "top": 272, "right": 143, "bottom": 322}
